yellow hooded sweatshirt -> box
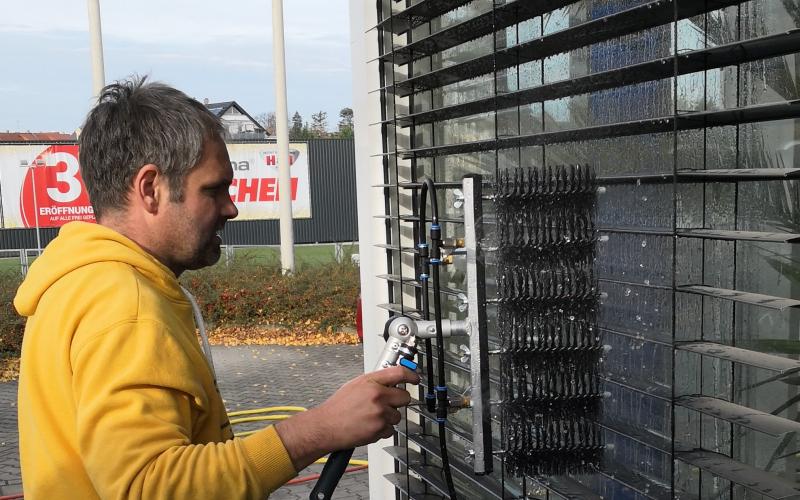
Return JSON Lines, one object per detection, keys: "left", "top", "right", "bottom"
{"left": 14, "top": 222, "right": 296, "bottom": 499}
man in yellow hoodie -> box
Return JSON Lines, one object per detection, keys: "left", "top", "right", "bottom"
{"left": 14, "top": 77, "right": 418, "bottom": 499}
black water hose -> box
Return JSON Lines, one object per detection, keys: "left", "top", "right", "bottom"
{"left": 309, "top": 448, "right": 353, "bottom": 500}
{"left": 419, "top": 176, "right": 458, "bottom": 500}
{"left": 418, "top": 179, "right": 436, "bottom": 414}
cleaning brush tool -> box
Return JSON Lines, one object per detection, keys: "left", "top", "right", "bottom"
{"left": 494, "top": 164, "right": 604, "bottom": 477}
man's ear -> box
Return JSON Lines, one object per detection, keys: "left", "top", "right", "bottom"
{"left": 133, "top": 164, "right": 163, "bottom": 214}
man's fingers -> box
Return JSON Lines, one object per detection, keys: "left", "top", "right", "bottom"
{"left": 382, "top": 386, "right": 412, "bottom": 408}
{"left": 378, "top": 424, "right": 396, "bottom": 440}
{"left": 369, "top": 365, "right": 420, "bottom": 386}
{"left": 379, "top": 405, "right": 402, "bottom": 426}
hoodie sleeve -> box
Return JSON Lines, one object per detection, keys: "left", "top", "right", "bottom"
{"left": 71, "top": 319, "right": 297, "bottom": 499}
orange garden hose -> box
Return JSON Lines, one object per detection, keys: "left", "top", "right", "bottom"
{"left": 286, "top": 465, "right": 368, "bottom": 485}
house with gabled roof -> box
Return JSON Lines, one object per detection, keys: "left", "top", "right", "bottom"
{"left": 203, "top": 100, "right": 266, "bottom": 140}
{"left": 0, "top": 132, "right": 76, "bottom": 142}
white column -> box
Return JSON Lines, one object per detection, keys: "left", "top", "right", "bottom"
{"left": 349, "top": 1, "right": 396, "bottom": 498}
{"left": 272, "top": 0, "right": 295, "bottom": 274}
{"left": 86, "top": 0, "right": 106, "bottom": 98}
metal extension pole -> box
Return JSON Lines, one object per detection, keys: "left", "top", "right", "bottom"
{"left": 31, "top": 165, "right": 42, "bottom": 256}
{"left": 272, "top": 0, "right": 295, "bottom": 274}
{"left": 86, "top": 0, "right": 106, "bottom": 98}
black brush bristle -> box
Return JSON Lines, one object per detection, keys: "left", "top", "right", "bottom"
{"left": 495, "top": 164, "right": 603, "bottom": 477}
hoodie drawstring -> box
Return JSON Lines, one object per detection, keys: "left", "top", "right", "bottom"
{"left": 179, "top": 286, "right": 216, "bottom": 379}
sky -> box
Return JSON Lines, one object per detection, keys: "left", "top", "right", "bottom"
{"left": 0, "top": 1, "right": 353, "bottom": 133}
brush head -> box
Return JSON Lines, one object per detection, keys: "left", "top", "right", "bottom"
{"left": 494, "top": 164, "right": 603, "bottom": 477}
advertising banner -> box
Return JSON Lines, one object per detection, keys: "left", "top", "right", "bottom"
{"left": 226, "top": 143, "right": 311, "bottom": 220}
{"left": 0, "top": 142, "right": 311, "bottom": 229}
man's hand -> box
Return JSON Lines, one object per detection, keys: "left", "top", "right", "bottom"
{"left": 274, "top": 365, "right": 419, "bottom": 471}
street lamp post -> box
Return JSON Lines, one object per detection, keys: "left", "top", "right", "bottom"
{"left": 87, "top": 0, "right": 106, "bottom": 98}
{"left": 272, "top": 0, "right": 295, "bottom": 274}
{"left": 20, "top": 160, "right": 43, "bottom": 256}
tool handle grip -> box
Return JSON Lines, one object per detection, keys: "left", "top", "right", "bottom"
{"left": 309, "top": 448, "right": 354, "bottom": 500}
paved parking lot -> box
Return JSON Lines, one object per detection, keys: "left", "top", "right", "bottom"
{"left": 0, "top": 344, "right": 369, "bottom": 499}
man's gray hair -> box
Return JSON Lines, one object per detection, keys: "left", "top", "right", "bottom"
{"left": 79, "top": 76, "right": 224, "bottom": 219}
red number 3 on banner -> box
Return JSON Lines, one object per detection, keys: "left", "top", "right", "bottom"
{"left": 19, "top": 145, "right": 96, "bottom": 228}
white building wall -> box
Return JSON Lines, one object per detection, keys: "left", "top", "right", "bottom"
{"left": 348, "top": 1, "right": 396, "bottom": 498}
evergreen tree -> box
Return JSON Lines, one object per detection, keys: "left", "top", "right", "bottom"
{"left": 338, "top": 107, "right": 354, "bottom": 138}
{"left": 289, "top": 111, "right": 304, "bottom": 140}
{"left": 310, "top": 111, "right": 328, "bottom": 137}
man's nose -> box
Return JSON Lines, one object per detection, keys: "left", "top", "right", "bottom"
{"left": 224, "top": 198, "right": 239, "bottom": 219}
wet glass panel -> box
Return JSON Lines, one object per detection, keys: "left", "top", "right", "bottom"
{"left": 700, "top": 358, "right": 732, "bottom": 404}
{"left": 701, "top": 472, "right": 732, "bottom": 500}
{"left": 425, "top": 34, "right": 493, "bottom": 74}
{"left": 516, "top": 16, "right": 541, "bottom": 46}
{"left": 740, "top": 119, "right": 800, "bottom": 171}
{"left": 706, "top": 6, "right": 740, "bottom": 46}
{"left": 432, "top": 111, "right": 494, "bottom": 146}
{"left": 676, "top": 351, "right": 702, "bottom": 396}
{"left": 740, "top": 54, "right": 800, "bottom": 107}
{"left": 742, "top": 0, "right": 800, "bottom": 39}
{"left": 677, "top": 72, "right": 708, "bottom": 113}
{"left": 436, "top": 0, "right": 491, "bottom": 33}
{"left": 541, "top": 79, "right": 673, "bottom": 132}
{"left": 702, "top": 125, "right": 738, "bottom": 169}
{"left": 602, "top": 383, "right": 672, "bottom": 450}
{"left": 601, "top": 280, "right": 673, "bottom": 343}
{"left": 601, "top": 326, "right": 671, "bottom": 387}
{"left": 703, "top": 183, "right": 736, "bottom": 230}
{"left": 550, "top": 133, "right": 674, "bottom": 175}
{"left": 410, "top": 89, "right": 433, "bottom": 114}
{"left": 739, "top": 180, "right": 800, "bottom": 235}
{"left": 500, "top": 60, "right": 543, "bottom": 93}
{"left": 439, "top": 151, "right": 495, "bottom": 181}
{"left": 596, "top": 183, "right": 676, "bottom": 230}
{"left": 674, "top": 457, "right": 701, "bottom": 498}
{"left": 676, "top": 237, "right": 705, "bottom": 287}
{"left": 596, "top": 232, "right": 673, "bottom": 287}
{"left": 599, "top": 427, "right": 672, "bottom": 496}
{"left": 588, "top": 25, "right": 673, "bottom": 75}
{"left": 412, "top": 122, "right": 432, "bottom": 148}
{"left": 434, "top": 73, "right": 495, "bottom": 107}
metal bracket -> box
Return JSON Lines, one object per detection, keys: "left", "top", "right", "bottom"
{"left": 463, "top": 174, "right": 492, "bottom": 475}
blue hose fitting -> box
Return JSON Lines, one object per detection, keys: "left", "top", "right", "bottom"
{"left": 430, "top": 224, "right": 441, "bottom": 241}
{"left": 435, "top": 385, "right": 448, "bottom": 421}
{"left": 425, "top": 392, "right": 436, "bottom": 412}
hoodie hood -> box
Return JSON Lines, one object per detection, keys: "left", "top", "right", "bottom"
{"left": 14, "top": 221, "right": 184, "bottom": 317}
